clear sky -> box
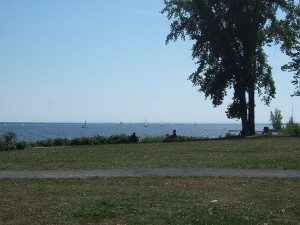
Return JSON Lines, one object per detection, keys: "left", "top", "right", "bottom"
{"left": 0, "top": 0, "right": 299, "bottom": 123}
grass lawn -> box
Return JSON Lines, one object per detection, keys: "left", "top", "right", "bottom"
{"left": 0, "top": 136, "right": 299, "bottom": 170}
{"left": 0, "top": 136, "right": 299, "bottom": 224}
{"left": 1, "top": 177, "right": 299, "bottom": 224}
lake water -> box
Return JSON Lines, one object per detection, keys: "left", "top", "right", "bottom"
{"left": 0, "top": 123, "right": 270, "bottom": 142}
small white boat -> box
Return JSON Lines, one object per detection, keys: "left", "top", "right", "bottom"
{"left": 160, "top": 122, "right": 164, "bottom": 126}
{"left": 81, "top": 120, "right": 88, "bottom": 128}
{"left": 144, "top": 119, "right": 148, "bottom": 127}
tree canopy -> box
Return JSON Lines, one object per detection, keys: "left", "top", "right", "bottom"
{"left": 162, "top": 0, "right": 299, "bottom": 135}
{"left": 281, "top": 3, "right": 300, "bottom": 96}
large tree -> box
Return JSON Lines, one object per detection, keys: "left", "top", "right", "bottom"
{"left": 281, "top": 3, "right": 300, "bottom": 96}
{"left": 162, "top": 0, "right": 298, "bottom": 135}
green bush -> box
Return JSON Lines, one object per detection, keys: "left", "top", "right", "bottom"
{"left": 70, "top": 138, "right": 82, "bottom": 146}
{"left": 91, "top": 135, "right": 108, "bottom": 145}
{"left": 16, "top": 142, "right": 26, "bottom": 150}
{"left": 283, "top": 121, "right": 300, "bottom": 135}
{"left": 70, "top": 137, "right": 93, "bottom": 146}
{"left": 270, "top": 108, "right": 283, "bottom": 131}
{"left": 80, "top": 137, "right": 94, "bottom": 145}
{"left": 140, "top": 136, "right": 165, "bottom": 143}
{"left": 36, "top": 139, "right": 54, "bottom": 147}
{"left": 176, "top": 135, "right": 204, "bottom": 142}
{"left": 225, "top": 132, "right": 237, "bottom": 138}
{"left": 108, "top": 134, "right": 130, "bottom": 144}
{"left": 53, "top": 138, "right": 70, "bottom": 146}
{"left": 0, "top": 140, "right": 6, "bottom": 151}
{"left": 2, "top": 131, "right": 17, "bottom": 144}
{"left": 0, "top": 132, "right": 26, "bottom": 151}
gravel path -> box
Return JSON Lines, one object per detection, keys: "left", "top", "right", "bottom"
{"left": 0, "top": 168, "right": 299, "bottom": 179}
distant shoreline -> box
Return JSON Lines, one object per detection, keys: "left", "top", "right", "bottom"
{"left": 0, "top": 122, "right": 271, "bottom": 125}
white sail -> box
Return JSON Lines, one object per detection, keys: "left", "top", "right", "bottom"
{"left": 144, "top": 119, "right": 148, "bottom": 127}
{"left": 81, "top": 120, "right": 88, "bottom": 128}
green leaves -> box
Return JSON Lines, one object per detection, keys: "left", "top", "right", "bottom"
{"left": 162, "top": 0, "right": 298, "bottom": 134}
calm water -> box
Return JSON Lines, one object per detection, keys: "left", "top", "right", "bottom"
{"left": 0, "top": 123, "right": 270, "bottom": 142}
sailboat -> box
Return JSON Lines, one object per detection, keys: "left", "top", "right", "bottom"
{"left": 81, "top": 120, "right": 88, "bottom": 128}
{"left": 144, "top": 119, "right": 148, "bottom": 127}
{"left": 160, "top": 121, "right": 164, "bottom": 126}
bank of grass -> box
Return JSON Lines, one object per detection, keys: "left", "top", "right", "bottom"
{"left": 0, "top": 177, "right": 299, "bottom": 224}
{"left": 0, "top": 136, "right": 299, "bottom": 170}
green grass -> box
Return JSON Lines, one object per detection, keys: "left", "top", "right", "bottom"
{"left": 0, "top": 136, "right": 299, "bottom": 170}
{"left": 0, "top": 136, "right": 299, "bottom": 224}
{"left": 0, "top": 177, "right": 299, "bottom": 224}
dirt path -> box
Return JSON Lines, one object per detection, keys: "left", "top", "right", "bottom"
{"left": 0, "top": 168, "right": 299, "bottom": 179}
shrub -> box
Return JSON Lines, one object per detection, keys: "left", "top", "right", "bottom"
{"left": 2, "top": 131, "right": 17, "bottom": 144}
{"left": 0, "top": 140, "right": 6, "bottom": 151}
{"left": 16, "top": 142, "right": 26, "bottom": 150}
{"left": 70, "top": 138, "right": 82, "bottom": 146}
{"left": 53, "top": 138, "right": 70, "bottom": 146}
{"left": 92, "top": 135, "right": 108, "bottom": 145}
{"left": 283, "top": 121, "right": 300, "bottom": 135}
{"left": 141, "top": 136, "right": 165, "bottom": 143}
{"left": 176, "top": 135, "right": 203, "bottom": 142}
{"left": 0, "top": 132, "right": 26, "bottom": 151}
{"left": 225, "top": 132, "right": 237, "bottom": 138}
{"left": 108, "top": 134, "right": 130, "bottom": 144}
{"left": 70, "top": 137, "right": 93, "bottom": 146}
{"left": 36, "top": 139, "right": 54, "bottom": 147}
{"left": 270, "top": 108, "right": 283, "bottom": 131}
{"left": 80, "top": 137, "right": 94, "bottom": 145}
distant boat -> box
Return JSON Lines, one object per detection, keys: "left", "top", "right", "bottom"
{"left": 144, "top": 119, "right": 148, "bottom": 127}
{"left": 160, "top": 121, "right": 164, "bottom": 126}
{"left": 81, "top": 120, "right": 88, "bottom": 128}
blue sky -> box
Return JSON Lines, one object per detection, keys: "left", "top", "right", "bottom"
{"left": 0, "top": 0, "right": 299, "bottom": 123}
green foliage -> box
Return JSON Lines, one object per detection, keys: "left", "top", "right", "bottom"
{"left": 0, "top": 132, "right": 25, "bottom": 151}
{"left": 140, "top": 136, "right": 165, "bottom": 143}
{"left": 225, "top": 132, "right": 237, "bottom": 138}
{"left": 53, "top": 138, "right": 70, "bottom": 146}
{"left": 36, "top": 139, "right": 54, "bottom": 147}
{"left": 33, "top": 133, "right": 139, "bottom": 147}
{"left": 108, "top": 134, "right": 131, "bottom": 144}
{"left": 91, "top": 135, "right": 108, "bottom": 145}
{"left": 2, "top": 131, "right": 17, "bottom": 144}
{"left": 0, "top": 140, "right": 6, "bottom": 151}
{"left": 15, "top": 142, "right": 26, "bottom": 150}
{"left": 281, "top": 4, "right": 300, "bottom": 96}
{"left": 162, "top": 0, "right": 298, "bottom": 135}
{"left": 283, "top": 121, "right": 300, "bottom": 135}
{"left": 175, "top": 135, "right": 205, "bottom": 142}
{"left": 270, "top": 108, "right": 283, "bottom": 131}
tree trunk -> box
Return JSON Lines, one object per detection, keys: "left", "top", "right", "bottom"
{"left": 241, "top": 98, "right": 248, "bottom": 136}
{"left": 248, "top": 85, "right": 255, "bottom": 135}
{"left": 240, "top": 78, "right": 248, "bottom": 136}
